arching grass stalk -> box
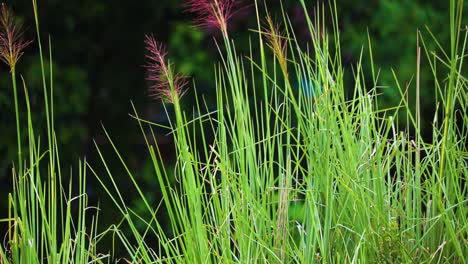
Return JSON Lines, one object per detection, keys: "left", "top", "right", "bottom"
{"left": 0, "top": 3, "right": 32, "bottom": 177}
{"left": 145, "top": 33, "right": 210, "bottom": 261}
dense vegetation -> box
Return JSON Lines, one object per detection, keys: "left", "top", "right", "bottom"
{"left": 0, "top": 0, "right": 466, "bottom": 262}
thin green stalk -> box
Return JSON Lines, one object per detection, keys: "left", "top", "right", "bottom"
{"left": 10, "top": 69, "right": 23, "bottom": 175}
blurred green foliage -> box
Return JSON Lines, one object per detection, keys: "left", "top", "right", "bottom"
{"left": 339, "top": 0, "right": 454, "bottom": 133}
{"left": 0, "top": 0, "right": 461, "bottom": 253}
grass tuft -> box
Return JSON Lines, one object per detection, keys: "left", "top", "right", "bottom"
{"left": 1, "top": 0, "right": 466, "bottom": 263}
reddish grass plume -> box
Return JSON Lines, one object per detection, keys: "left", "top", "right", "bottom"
{"left": 185, "top": 0, "right": 237, "bottom": 32}
{"left": 0, "top": 3, "right": 32, "bottom": 70}
{"left": 144, "top": 34, "right": 188, "bottom": 103}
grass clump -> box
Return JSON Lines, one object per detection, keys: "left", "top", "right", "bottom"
{"left": 92, "top": 0, "right": 467, "bottom": 262}
{"left": 1, "top": 0, "right": 467, "bottom": 263}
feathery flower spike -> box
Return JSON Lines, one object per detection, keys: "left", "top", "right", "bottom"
{"left": 0, "top": 3, "right": 32, "bottom": 70}
{"left": 265, "top": 14, "right": 288, "bottom": 78}
{"left": 144, "top": 34, "right": 188, "bottom": 103}
{"left": 185, "top": 0, "right": 236, "bottom": 32}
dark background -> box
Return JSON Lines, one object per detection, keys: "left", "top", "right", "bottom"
{"left": 0, "top": 0, "right": 458, "bottom": 257}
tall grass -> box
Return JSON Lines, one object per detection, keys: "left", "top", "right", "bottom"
{"left": 1, "top": 0, "right": 467, "bottom": 263}
{"left": 1, "top": 1, "right": 102, "bottom": 263}
{"left": 90, "top": 0, "right": 467, "bottom": 262}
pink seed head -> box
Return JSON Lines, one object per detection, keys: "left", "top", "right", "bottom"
{"left": 144, "top": 34, "right": 188, "bottom": 103}
{"left": 0, "top": 3, "right": 32, "bottom": 70}
{"left": 185, "top": 0, "right": 236, "bottom": 32}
